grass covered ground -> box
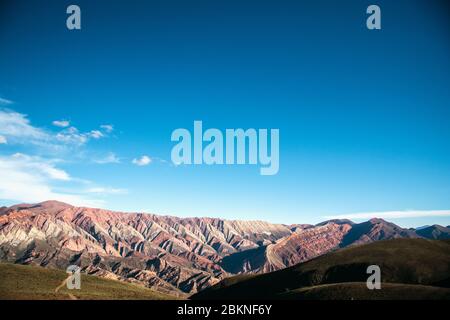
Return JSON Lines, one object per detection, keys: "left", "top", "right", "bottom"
{"left": 192, "top": 239, "right": 450, "bottom": 300}
{"left": 0, "top": 263, "right": 176, "bottom": 300}
{"left": 280, "top": 282, "right": 450, "bottom": 300}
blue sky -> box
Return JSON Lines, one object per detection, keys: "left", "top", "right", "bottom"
{"left": 0, "top": 0, "right": 449, "bottom": 227}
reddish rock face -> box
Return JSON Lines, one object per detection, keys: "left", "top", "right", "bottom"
{"left": 264, "top": 223, "right": 353, "bottom": 271}
{"left": 0, "top": 201, "right": 421, "bottom": 296}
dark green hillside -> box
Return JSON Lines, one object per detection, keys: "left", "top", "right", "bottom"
{"left": 280, "top": 282, "right": 450, "bottom": 300}
{"left": 191, "top": 239, "right": 450, "bottom": 300}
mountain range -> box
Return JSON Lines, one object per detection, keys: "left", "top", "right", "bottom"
{"left": 0, "top": 200, "right": 449, "bottom": 297}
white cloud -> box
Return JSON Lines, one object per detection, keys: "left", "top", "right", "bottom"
{"left": 0, "top": 109, "right": 123, "bottom": 207}
{"left": 324, "top": 210, "right": 450, "bottom": 220}
{"left": 55, "top": 125, "right": 109, "bottom": 145}
{"left": 89, "top": 130, "right": 104, "bottom": 139}
{"left": 10, "top": 153, "right": 71, "bottom": 181}
{"left": 0, "top": 153, "right": 102, "bottom": 207}
{"left": 0, "top": 97, "right": 13, "bottom": 105}
{"left": 0, "top": 109, "right": 49, "bottom": 144}
{"left": 94, "top": 152, "right": 120, "bottom": 164}
{"left": 100, "top": 124, "right": 114, "bottom": 133}
{"left": 55, "top": 126, "right": 88, "bottom": 145}
{"left": 56, "top": 128, "right": 105, "bottom": 143}
{"left": 132, "top": 155, "right": 152, "bottom": 166}
{"left": 85, "top": 187, "right": 127, "bottom": 195}
{"left": 1, "top": 109, "right": 113, "bottom": 150}
{"left": 52, "top": 120, "right": 70, "bottom": 128}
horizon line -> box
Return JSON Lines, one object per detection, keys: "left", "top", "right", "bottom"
{"left": 2, "top": 199, "right": 450, "bottom": 230}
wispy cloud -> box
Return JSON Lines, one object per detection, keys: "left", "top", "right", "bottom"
{"left": 55, "top": 126, "right": 88, "bottom": 146}
{"left": 100, "top": 124, "right": 114, "bottom": 133}
{"left": 132, "top": 155, "right": 152, "bottom": 166}
{"left": 52, "top": 120, "right": 70, "bottom": 128}
{"left": 0, "top": 108, "right": 126, "bottom": 207}
{"left": 10, "top": 153, "right": 71, "bottom": 181}
{"left": 55, "top": 126, "right": 109, "bottom": 145}
{"left": 1, "top": 108, "right": 114, "bottom": 150}
{"left": 94, "top": 152, "right": 120, "bottom": 164}
{"left": 89, "top": 130, "right": 104, "bottom": 139}
{"left": 0, "top": 153, "right": 102, "bottom": 207}
{"left": 0, "top": 109, "right": 50, "bottom": 144}
{"left": 324, "top": 210, "right": 450, "bottom": 220}
{"left": 85, "top": 187, "right": 127, "bottom": 195}
{"left": 0, "top": 97, "right": 13, "bottom": 105}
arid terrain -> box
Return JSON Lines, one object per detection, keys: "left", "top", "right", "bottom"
{"left": 0, "top": 201, "right": 449, "bottom": 298}
{"left": 0, "top": 263, "right": 173, "bottom": 300}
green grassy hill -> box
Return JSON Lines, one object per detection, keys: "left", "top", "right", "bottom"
{"left": 191, "top": 239, "right": 450, "bottom": 300}
{"left": 0, "top": 263, "right": 177, "bottom": 300}
{"left": 280, "top": 282, "right": 450, "bottom": 300}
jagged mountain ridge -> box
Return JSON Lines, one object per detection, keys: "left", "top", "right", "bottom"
{"left": 0, "top": 201, "right": 291, "bottom": 296}
{"left": 0, "top": 200, "right": 439, "bottom": 296}
{"left": 416, "top": 225, "right": 450, "bottom": 240}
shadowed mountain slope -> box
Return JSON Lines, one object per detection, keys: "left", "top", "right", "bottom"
{"left": 416, "top": 225, "right": 450, "bottom": 240}
{"left": 191, "top": 239, "right": 450, "bottom": 300}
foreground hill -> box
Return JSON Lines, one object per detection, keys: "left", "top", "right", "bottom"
{"left": 191, "top": 239, "right": 450, "bottom": 300}
{"left": 279, "top": 282, "right": 450, "bottom": 300}
{"left": 0, "top": 263, "right": 175, "bottom": 300}
{"left": 0, "top": 201, "right": 446, "bottom": 295}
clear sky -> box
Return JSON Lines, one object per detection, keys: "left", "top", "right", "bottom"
{"left": 0, "top": 0, "right": 449, "bottom": 228}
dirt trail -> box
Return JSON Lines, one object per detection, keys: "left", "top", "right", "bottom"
{"left": 54, "top": 277, "right": 78, "bottom": 300}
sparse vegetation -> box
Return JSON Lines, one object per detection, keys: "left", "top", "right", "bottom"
{"left": 0, "top": 263, "right": 177, "bottom": 300}
{"left": 280, "top": 282, "right": 450, "bottom": 300}
{"left": 191, "top": 239, "right": 450, "bottom": 300}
